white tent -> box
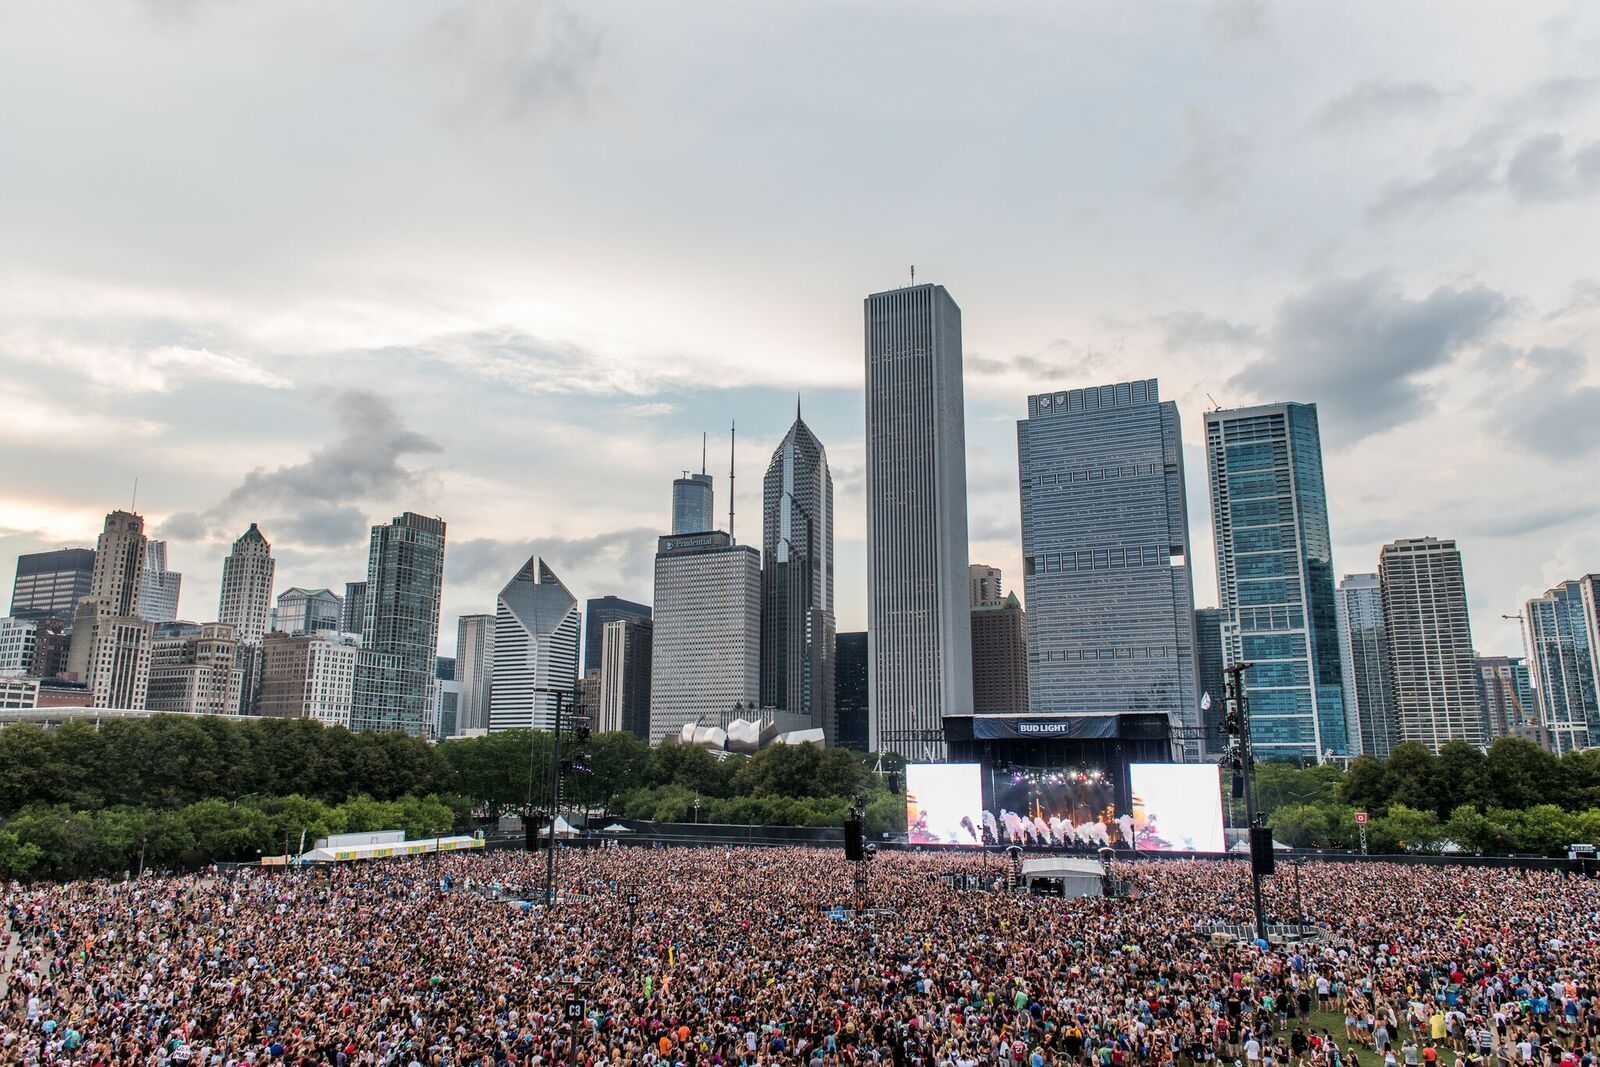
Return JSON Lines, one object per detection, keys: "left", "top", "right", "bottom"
{"left": 600, "top": 823, "right": 634, "bottom": 833}
{"left": 296, "top": 835, "right": 484, "bottom": 864}
{"left": 540, "top": 815, "right": 580, "bottom": 837}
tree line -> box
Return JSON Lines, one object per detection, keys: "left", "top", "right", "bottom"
{"left": 1251, "top": 737, "right": 1600, "bottom": 853}
{"left": 0, "top": 716, "right": 901, "bottom": 878}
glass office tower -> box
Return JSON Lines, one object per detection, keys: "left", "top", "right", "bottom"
{"left": 1205, "top": 402, "right": 1347, "bottom": 762}
{"left": 1017, "top": 379, "right": 1199, "bottom": 758}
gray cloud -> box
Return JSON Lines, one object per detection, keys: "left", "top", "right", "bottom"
{"left": 1544, "top": 278, "right": 1600, "bottom": 320}
{"left": 1208, "top": 0, "right": 1268, "bottom": 41}
{"left": 422, "top": 1, "right": 602, "bottom": 124}
{"left": 1233, "top": 273, "right": 1510, "bottom": 444}
{"left": 161, "top": 389, "right": 441, "bottom": 545}
{"left": 1163, "top": 104, "right": 1250, "bottom": 208}
{"left": 395, "top": 329, "right": 683, "bottom": 397}
{"left": 1481, "top": 346, "right": 1600, "bottom": 459}
{"left": 1368, "top": 76, "right": 1600, "bottom": 219}
{"left": 967, "top": 340, "right": 1120, "bottom": 386}
{"left": 1313, "top": 80, "right": 1445, "bottom": 131}
{"left": 447, "top": 527, "right": 658, "bottom": 590}
{"left": 1505, "top": 133, "right": 1600, "bottom": 202}
{"left": 1152, "top": 310, "right": 1261, "bottom": 351}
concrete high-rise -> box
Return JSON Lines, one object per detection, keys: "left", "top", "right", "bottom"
{"left": 9, "top": 548, "right": 95, "bottom": 623}
{"left": 258, "top": 631, "right": 360, "bottom": 725}
{"left": 217, "top": 524, "right": 275, "bottom": 645}
{"left": 760, "top": 405, "right": 836, "bottom": 737}
{"left": 649, "top": 531, "right": 761, "bottom": 742}
{"left": 147, "top": 622, "right": 243, "bottom": 716}
{"left": 1205, "top": 403, "right": 1346, "bottom": 762}
{"left": 1378, "top": 537, "right": 1482, "bottom": 751}
{"left": 341, "top": 582, "right": 367, "bottom": 635}
{"left": 137, "top": 541, "right": 182, "bottom": 623}
{"left": 454, "top": 613, "right": 495, "bottom": 733}
{"left": 672, "top": 471, "right": 715, "bottom": 536}
{"left": 583, "top": 596, "right": 651, "bottom": 675}
{"left": 66, "top": 511, "right": 154, "bottom": 708}
{"left": 273, "top": 587, "right": 343, "bottom": 635}
{"left": 598, "top": 616, "right": 652, "bottom": 739}
{"left": 350, "top": 512, "right": 447, "bottom": 735}
{"left": 833, "top": 632, "right": 869, "bottom": 751}
{"left": 488, "top": 557, "right": 580, "bottom": 732}
{"left": 0, "top": 617, "right": 38, "bottom": 675}
{"left": 1194, "top": 608, "right": 1227, "bottom": 755}
{"left": 1019, "top": 380, "right": 1200, "bottom": 757}
{"left": 969, "top": 564, "right": 1004, "bottom": 609}
{"left": 1478, "top": 654, "right": 1539, "bottom": 742}
{"left": 864, "top": 283, "right": 972, "bottom": 760}
{"left": 1336, "top": 573, "right": 1397, "bottom": 757}
{"left": 971, "top": 592, "right": 1028, "bottom": 715}
{"left": 1523, "top": 575, "right": 1600, "bottom": 755}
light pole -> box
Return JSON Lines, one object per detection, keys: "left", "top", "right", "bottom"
{"left": 1224, "top": 661, "right": 1267, "bottom": 942}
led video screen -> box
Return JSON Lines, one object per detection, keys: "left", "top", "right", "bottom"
{"left": 1128, "top": 763, "right": 1226, "bottom": 853}
{"left": 991, "top": 767, "right": 1123, "bottom": 846}
{"left": 905, "top": 763, "right": 984, "bottom": 845}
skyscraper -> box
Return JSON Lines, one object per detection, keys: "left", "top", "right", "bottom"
{"left": 147, "top": 622, "right": 243, "bottom": 716}
{"left": 65, "top": 511, "right": 154, "bottom": 708}
{"left": 454, "top": 613, "right": 495, "bottom": 733}
{"left": 649, "top": 531, "right": 761, "bottom": 742}
{"left": 1194, "top": 608, "right": 1227, "bottom": 755}
{"left": 9, "top": 548, "right": 95, "bottom": 622}
{"left": 1378, "top": 537, "right": 1482, "bottom": 751}
{"left": 350, "top": 512, "right": 447, "bottom": 735}
{"left": 864, "top": 283, "right": 972, "bottom": 760}
{"left": 217, "top": 524, "right": 275, "bottom": 646}
{"left": 137, "top": 540, "right": 182, "bottom": 623}
{"left": 1478, "top": 654, "right": 1538, "bottom": 742}
{"left": 0, "top": 617, "right": 39, "bottom": 675}
{"left": 1205, "top": 402, "right": 1346, "bottom": 762}
{"left": 598, "top": 616, "right": 652, "bottom": 739}
{"left": 1523, "top": 575, "right": 1600, "bottom": 755}
{"left": 760, "top": 404, "right": 836, "bottom": 736}
{"left": 1018, "top": 380, "right": 1200, "bottom": 756}
{"left": 969, "top": 564, "right": 1004, "bottom": 609}
{"left": 833, "top": 632, "right": 869, "bottom": 752}
{"left": 273, "top": 587, "right": 343, "bottom": 635}
{"left": 258, "top": 630, "right": 359, "bottom": 726}
{"left": 672, "top": 471, "right": 715, "bottom": 535}
{"left": 341, "top": 581, "right": 367, "bottom": 635}
{"left": 971, "top": 592, "right": 1028, "bottom": 715}
{"left": 488, "top": 557, "right": 580, "bottom": 732}
{"left": 1335, "top": 573, "right": 1396, "bottom": 757}
{"left": 583, "top": 596, "right": 651, "bottom": 675}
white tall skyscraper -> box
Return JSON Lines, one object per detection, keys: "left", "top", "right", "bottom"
{"left": 864, "top": 283, "right": 972, "bottom": 760}
{"left": 489, "top": 557, "right": 580, "bottom": 731}
{"left": 649, "top": 532, "right": 761, "bottom": 742}
{"left": 454, "top": 613, "right": 495, "bottom": 733}
{"left": 217, "top": 524, "right": 275, "bottom": 645}
{"left": 66, "top": 510, "right": 154, "bottom": 708}
{"left": 138, "top": 540, "right": 182, "bottom": 623}
{"left": 1378, "top": 537, "right": 1482, "bottom": 751}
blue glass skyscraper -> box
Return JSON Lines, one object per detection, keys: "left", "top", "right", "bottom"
{"left": 1523, "top": 575, "right": 1599, "bottom": 755}
{"left": 1205, "top": 402, "right": 1347, "bottom": 762}
{"left": 1017, "top": 379, "right": 1200, "bottom": 757}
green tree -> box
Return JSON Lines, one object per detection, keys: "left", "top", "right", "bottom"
{"left": 1433, "top": 740, "right": 1488, "bottom": 818}
{"left": 1269, "top": 803, "right": 1335, "bottom": 847}
{"left": 1484, "top": 737, "right": 1562, "bottom": 810}
{"left": 1336, "top": 754, "right": 1390, "bottom": 812}
{"left": 1383, "top": 742, "right": 1440, "bottom": 814}
{"left": 0, "top": 828, "right": 43, "bottom": 878}
{"left": 1370, "top": 803, "right": 1443, "bottom": 853}
{"left": 1560, "top": 749, "right": 1600, "bottom": 810}
{"left": 1255, "top": 761, "right": 1343, "bottom": 816}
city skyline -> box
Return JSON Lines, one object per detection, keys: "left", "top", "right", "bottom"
{"left": 3, "top": 5, "right": 1600, "bottom": 665}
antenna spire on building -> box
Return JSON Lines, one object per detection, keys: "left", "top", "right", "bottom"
{"left": 701, "top": 431, "right": 707, "bottom": 475}
{"left": 796, "top": 392, "right": 802, "bottom": 422}
{"left": 728, "top": 421, "right": 736, "bottom": 542}
{"left": 910, "top": 264, "right": 915, "bottom": 285}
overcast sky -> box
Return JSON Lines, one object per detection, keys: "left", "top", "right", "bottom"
{"left": 3, "top": 1, "right": 1598, "bottom": 656}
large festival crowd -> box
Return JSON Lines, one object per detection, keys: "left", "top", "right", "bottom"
{"left": 3, "top": 846, "right": 1597, "bottom": 1067}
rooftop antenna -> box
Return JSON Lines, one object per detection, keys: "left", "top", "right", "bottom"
{"left": 130, "top": 477, "right": 139, "bottom": 513}
{"left": 910, "top": 264, "right": 915, "bottom": 286}
{"left": 701, "top": 432, "right": 707, "bottom": 476}
{"left": 1205, "top": 392, "right": 1221, "bottom": 410}
{"left": 728, "top": 421, "right": 736, "bottom": 542}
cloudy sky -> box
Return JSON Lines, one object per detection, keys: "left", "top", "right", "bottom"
{"left": 3, "top": 1, "right": 1598, "bottom": 656}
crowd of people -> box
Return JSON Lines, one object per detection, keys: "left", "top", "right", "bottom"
{"left": 3, "top": 846, "right": 1597, "bottom": 1067}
